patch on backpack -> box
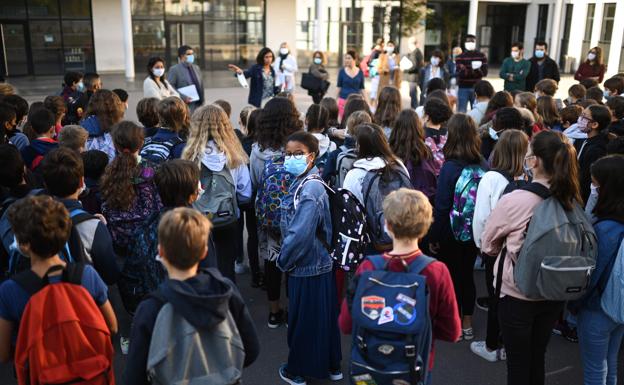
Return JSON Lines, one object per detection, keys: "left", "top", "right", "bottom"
{"left": 353, "top": 374, "right": 377, "bottom": 385}
{"left": 377, "top": 344, "right": 394, "bottom": 355}
{"left": 378, "top": 306, "right": 395, "bottom": 325}
{"left": 393, "top": 302, "right": 417, "bottom": 326}
{"left": 361, "top": 295, "right": 385, "bottom": 320}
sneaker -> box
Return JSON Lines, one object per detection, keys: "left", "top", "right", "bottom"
{"left": 498, "top": 347, "right": 507, "bottom": 361}
{"left": 470, "top": 341, "right": 498, "bottom": 362}
{"left": 552, "top": 320, "right": 578, "bottom": 342}
{"left": 119, "top": 336, "right": 130, "bottom": 355}
{"left": 476, "top": 297, "right": 489, "bottom": 312}
{"left": 329, "top": 369, "right": 343, "bottom": 381}
{"left": 251, "top": 271, "right": 265, "bottom": 289}
{"left": 235, "top": 262, "right": 249, "bottom": 274}
{"left": 462, "top": 327, "right": 474, "bottom": 341}
{"left": 268, "top": 309, "right": 286, "bottom": 329}
{"left": 564, "top": 327, "right": 578, "bottom": 343}
{"left": 279, "top": 364, "right": 306, "bottom": 385}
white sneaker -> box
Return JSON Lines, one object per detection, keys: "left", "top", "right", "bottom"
{"left": 120, "top": 336, "right": 130, "bottom": 355}
{"left": 462, "top": 327, "right": 474, "bottom": 340}
{"left": 235, "top": 262, "right": 249, "bottom": 274}
{"left": 470, "top": 341, "right": 498, "bottom": 362}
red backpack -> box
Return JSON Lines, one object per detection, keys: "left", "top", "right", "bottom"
{"left": 13, "top": 264, "right": 114, "bottom": 385}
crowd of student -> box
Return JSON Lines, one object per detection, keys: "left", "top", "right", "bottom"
{"left": 0, "top": 36, "right": 624, "bottom": 385}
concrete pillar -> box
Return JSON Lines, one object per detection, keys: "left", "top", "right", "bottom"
{"left": 567, "top": 0, "right": 587, "bottom": 72}
{"left": 606, "top": 0, "right": 624, "bottom": 77}
{"left": 524, "top": 3, "right": 539, "bottom": 55}
{"left": 120, "top": 0, "right": 135, "bottom": 80}
{"left": 313, "top": 0, "right": 323, "bottom": 51}
{"left": 589, "top": 1, "right": 604, "bottom": 48}
{"left": 468, "top": 0, "right": 478, "bottom": 36}
{"left": 266, "top": 0, "right": 297, "bottom": 57}
{"left": 549, "top": 0, "right": 564, "bottom": 62}
{"left": 91, "top": 0, "right": 125, "bottom": 72}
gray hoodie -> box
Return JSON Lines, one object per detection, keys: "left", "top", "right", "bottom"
{"left": 249, "top": 143, "right": 283, "bottom": 190}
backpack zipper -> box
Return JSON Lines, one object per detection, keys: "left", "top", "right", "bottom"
{"left": 539, "top": 263, "right": 594, "bottom": 272}
{"left": 368, "top": 277, "right": 419, "bottom": 288}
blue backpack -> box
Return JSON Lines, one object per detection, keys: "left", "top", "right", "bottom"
{"left": 351, "top": 255, "right": 434, "bottom": 385}
{"left": 255, "top": 154, "right": 293, "bottom": 233}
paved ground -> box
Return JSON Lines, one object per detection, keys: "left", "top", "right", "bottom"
{"left": 0, "top": 70, "right": 611, "bottom": 384}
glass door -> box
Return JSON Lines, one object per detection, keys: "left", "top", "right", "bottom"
{"left": 0, "top": 22, "right": 31, "bottom": 76}
{"left": 166, "top": 22, "right": 203, "bottom": 68}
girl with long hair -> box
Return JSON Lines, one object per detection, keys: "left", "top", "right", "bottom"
{"left": 82, "top": 89, "right": 125, "bottom": 160}
{"left": 143, "top": 56, "right": 180, "bottom": 100}
{"left": 182, "top": 104, "right": 251, "bottom": 282}
{"left": 575, "top": 46, "right": 607, "bottom": 83}
{"left": 336, "top": 50, "right": 365, "bottom": 119}
{"left": 429, "top": 113, "right": 487, "bottom": 341}
{"left": 374, "top": 86, "right": 402, "bottom": 138}
{"left": 537, "top": 95, "right": 563, "bottom": 131}
{"left": 482, "top": 131, "right": 582, "bottom": 385}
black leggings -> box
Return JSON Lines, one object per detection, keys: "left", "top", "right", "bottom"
{"left": 211, "top": 221, "right": 241, "bottom": 283}
{"left": 237, "top": 203, "right": 260, "bottom": 275}
{"left": 437, "top": 239, "right": 478, "bottom": 317}
{"left": 484, "top": 255, "right": 501, "bottom": 350}
{"left": 265, "top": 259, "right": 284, "bottom": 302}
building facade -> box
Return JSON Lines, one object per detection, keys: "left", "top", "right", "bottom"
{"left": 1, "top": 0, "right": 623, "bottom": 79}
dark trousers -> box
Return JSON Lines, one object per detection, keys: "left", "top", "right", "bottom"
{"left": 484, "top": 256, "right": 501, "bottom": 350}
{"left": 498, "top": 296, "right": 564, "bottom": 385}
{"left": 437, "top": 239, "right": 478, "bottom": 317}
{"left": 212, "top": 221, "right": 240, "bottom": 283}
{"left": 311, "top": 91, "right": 325, "bottom": 104}
{"left": 265, "top": 259, "right": 284, "bottom": 302}
{"left": 409, "top": 81, "right": 420, "bottom": 109}
{"left": 237, "top": 203, "right": 260, "bottom": 275}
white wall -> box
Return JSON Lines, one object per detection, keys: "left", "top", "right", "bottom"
{"left": 266, "top": 0, "right": 298, "bottom": 57}
{"left": 92, "top": 0, "right": 125, "bottom": 73}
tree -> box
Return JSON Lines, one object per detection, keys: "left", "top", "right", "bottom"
{"left": 401, "top": 0, "right": 427, "bottom": 36}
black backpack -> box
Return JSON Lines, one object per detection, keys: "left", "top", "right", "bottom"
{"left": 492, "top": 169, "right": 528, "bottom": 195}
{"left": 294, "top": 175, "right": 369, "bottom": 271}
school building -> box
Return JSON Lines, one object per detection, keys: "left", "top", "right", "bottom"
{"left": 1, "top": 0, "right": 622, "bottom": 79}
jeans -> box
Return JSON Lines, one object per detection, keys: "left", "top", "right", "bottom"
{"left": 457, "top": 87, "right": 475, "bottom": 113}
{"left": 499, "top": 296, "right": 564, "bottom": 385}
{"left": 577, "top": 308, "right": 624, "bottom": 385}
{"left": 409, "top": 82, "right": 420, "bottom": 109}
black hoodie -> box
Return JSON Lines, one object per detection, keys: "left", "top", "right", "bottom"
{"left": 124, "top": 269, "right": 260, "bottom": 385}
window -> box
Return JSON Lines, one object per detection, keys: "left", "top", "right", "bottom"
{"left": 132, "top": 0, "right": 164, "bottom": 16}
{"left": 28, "top": 0, "right": 59, "bottom": 18}
{"left": 600, "top": 3, "right": 616, "bottom": 42}
{"left": 535, "top": 4, "right": 549, "bottom": 42}
{"left": 559, "top": 4, "right": 573, "bottom": 66}
{"left": 583, "top": 4, "right": 595, "bottom": 41}
{"left": 0, "top": 0, "right": 27, "bottom": 19}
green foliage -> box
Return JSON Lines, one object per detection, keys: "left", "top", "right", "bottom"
{"left": 401, "top": 0, "right": 427, "bottom": 36}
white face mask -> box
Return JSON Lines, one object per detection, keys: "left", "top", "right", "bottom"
{"left": 511, "top": 51, "right": 519, "bottom": 59}
{"left": 279, "top": 47, "right": 289, "bottom": 55}
{"left": 386, "top": 46, "right": 395, "bottom": 54}
{"left": 430, "top": 57, "right": 440, "bottom": 66}
{"left": 152, "top": 68, "right": 165, "bottom": 77}
{"left": 587, "top": 52, "right": 596, "bottom": 61}
{"left": 465, "top": 42, "right": 476, "bottom": 51}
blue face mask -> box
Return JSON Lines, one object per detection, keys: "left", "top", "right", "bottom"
{"left": 534, "top": 50, "right": 545, "bottom": 59}
{"left": 76, "top": 81, "right": 85, "bottom": 92}
{"left": 284, "top": 155, "right": 310, "bottom": 176}
{"left": 489, "top": 126, "right": 500, "bottom": 141}
{"left": 186, "top": 54, "right": 195, "bottom": 64}
{"left": 604, "top": 90, "right": 612, "bottom": 100}
{"left": 313, "top": 57, "right": 322, "bottom": 65}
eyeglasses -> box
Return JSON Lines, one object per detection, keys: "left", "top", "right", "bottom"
{"left": 525, "top": 154, "right": 536, "bottom": 161}
{"left": 579, "top": 115, "right": 594, "bottom": 122}
{"left": 285, "top": 152, "right": 309, "bottom": 160}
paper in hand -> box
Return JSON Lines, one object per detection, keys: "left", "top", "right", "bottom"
{"left": 177, "top": 85, "right": 200, "bottom": 102}
{"left": 399, "top": 56, "right": 414, "bottom": 71}
{"left": 237, "top": 73, "right": 249, "bottom": 88}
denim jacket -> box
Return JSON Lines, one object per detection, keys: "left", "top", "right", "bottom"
{"left": 277, "top": 168, "right": 333, "bottom": 277}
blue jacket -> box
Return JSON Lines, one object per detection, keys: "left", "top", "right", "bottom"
{"left": 240, "top": 64, "right": 279, "bottom": 107}
{"left": 278, "top": 168, "right": 333, "bottom": 277}
{"left": 573, "top": 220, "right": 624, "bottom": 312}
{"left": 80, "top": 115, "right": 103, "bottom": 138}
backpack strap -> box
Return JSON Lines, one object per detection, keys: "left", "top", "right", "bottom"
{"left": 492, "top": 169, "right": 513, "bottom": 183}
{"left": 12, "top": 269, "right": 46, "bottom": 296}
{"left": 12, "top": 264, "right": 79, "bottom": 295}
{"left": 407, "top": 254, "right": 435, "bottom": 275}
{"left": 70, "top": 208, "right": 97, "bottom": 226}
{"left": 367, "top": 255, "right": 386, "bottom": 270}
{"left": 520, "top": 182, "right": 551, "bottom": 199}
{"left": 293, "top": 175, "right": 333, "bottom": 253}
{"left": 62, "top": 263, "right": 85, "bottom": 285}
{"left": 362, "top": 170, "right": 382, "bottom": 208}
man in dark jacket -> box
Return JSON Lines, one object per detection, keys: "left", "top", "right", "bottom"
{"left": 455, "top": 34, "right": 488, "bottom": 113}
{"left": 404, "top": 37, "right": 424, "bottom": 109}
{"left": 525, "top": 41, "right": 561, "bottom": 92}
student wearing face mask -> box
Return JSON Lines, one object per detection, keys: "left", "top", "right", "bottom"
{"left": 499, "top": 42, "right": 530, "bottom": 92}
{"left": 574, "top": 105, "right": 612, "bottom": 204}
{"left": 307, "top": 51, "right": 330, "bottom": 104}
{"left": 575, "top": 47, "right": 606, "bottom": 84}
{"left": 455, "top": 35, "right": 488, "bottom": 113}
{"left": 526, "top": 41, "right": 560, "bottom": 93}
{"left": 273, "top": 42, "right": 298, "bottom": 93}
{"left": 277, "top": 131, "right": 342, "bottom": 385}
{"left": 168, "top": 45, "right": 204, "bottom": 112}
{"left": 420, "top": 49, "right": 450, "bottom": 102}
{"left": 143, "top": 57, "right": 180, "bottom": 100}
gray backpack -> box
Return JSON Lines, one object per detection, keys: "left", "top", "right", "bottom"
{"left": 194, "top": 165, "right": 238, "bottom": 229}
{"left": 512, "top": 183, "right": 597, "bottom": 301}
{"left": 334, "top": 146, "right": 357, "bottom": 189}
{"left": 146, "top": 295, "right": 245, "bottom": 385}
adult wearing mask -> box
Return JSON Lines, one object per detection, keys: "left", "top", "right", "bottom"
{"left": 574, "top": 47, "right": 607, "bottom": 84}
{"left": 168, "top": 45, "right": 204, "bottom": 112}
{"left": 499, "top": 42, "right": 531, "bottom": 92}
{"left": 404, "top": 37, "right": 424, "bottom": 109}
{"left": 307, "top": 51, "right": 329, "bottom": 104}
{"left": 273, "top": 42, "right": 298, "bottom": 93}
{"left": 420, "top": 49, "right": 450, "bottom": 104}
{"left": 525, "top": 41, "right": 560, "bottom": 92}
{"left": 143, "top": 57, "right": 180, "bottom": 100}
{"left": 455, "top": 35, "right": 488, "bottom": 112}
{"left": 228, "top": 47, "right": 279, "bottom": 108}
{"left": 377, "top": 40, "right": 401, "bottom": 92}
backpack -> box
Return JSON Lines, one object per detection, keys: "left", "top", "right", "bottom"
{"left": 13, "top": 264, "right": 114, "bottom": 385}
{"left": 8, "top": 208, "right": 93, "bottom": 277}
{"left": 294, "top": 175, "right": 369, "bottom": 271}
{"left": 146, "top": 273, "right": 245, "bottom": 385}
{"left": 362, "top": 167, "right": 413, "bottom": 251}
{"left": 255, "top": 154, "right": 293, "bottom": 232}
{"left": 351, "top": 255, "right": 434, "bottom": 385}
{"left": 333, "top": 146, "right": 358, "bottom": 189}
{"left": 491, "top": 169, "right": 528, "bottom": 195}
{"left": 600, "top": 237, "right": 624, "bottom": 323}
{"left": 193, "top": 165, "right": 239, "bottom": 229}
{"left": 140, "top": 135, "right": 184, "bottom": 163}
{"left": 405, "top": 158, "right": 437, "bottom": 203}
{"left": 118, "top": 211, "right": 166, "bottom": 315}
{"left": 315, "top": 151, "right": 331, "bottom": 176}
{"left": 424, "top": 135, "right": 447, "bottom": 176}
{"left": 512, "top": 183, "right": 597, "bottom": 301}
{"left": 450, "top": 164, "right": 486, "bottom": 243}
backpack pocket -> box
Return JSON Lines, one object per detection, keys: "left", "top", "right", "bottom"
{"left": 536, "top": 256, "right": 594, "bottom": 301}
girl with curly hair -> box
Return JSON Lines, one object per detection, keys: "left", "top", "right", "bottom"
{"left": 182, "top": 104, "right": 251, "bottom": 281}
{"left": 81, "top": 89, "right": 125, "bottom": 160}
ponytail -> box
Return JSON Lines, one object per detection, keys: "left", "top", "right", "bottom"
{"left": 100, "top": 121, "right": 144, "bottom": 210}
{"left": 531, "top": 131, "right": 581, "bottom": 210}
